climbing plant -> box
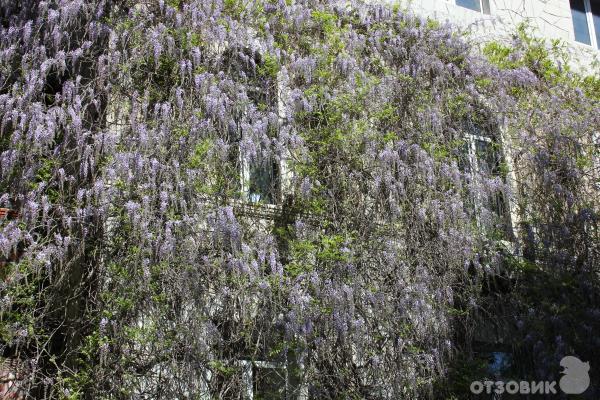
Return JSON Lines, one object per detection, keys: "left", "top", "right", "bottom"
{"left": 0, "top": 1, "right": 598, "bottom": 398}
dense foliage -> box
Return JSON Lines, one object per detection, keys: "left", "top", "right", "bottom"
{"left": 0, "top": 0, "right": 598, "bottom": 398}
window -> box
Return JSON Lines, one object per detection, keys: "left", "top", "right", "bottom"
{"left": 473, "top": 137, "right": 509, "bottom": 223}
{"left": 455, "top": 0, "right": 491, "bottom": 14}
{"left": 570, "top": 0, "right": 600, "bottom": 48}
{"left": 223, "top": 47, "right": 281, "bottom": 204}
{"left": 461, "top": 122, "right": 512, "bottom": 237}
{"left": 206, "top": 359, "right": 302, "bottom": 400}
{"left": 247, "top": 160, "right": 280, "bottom": 203}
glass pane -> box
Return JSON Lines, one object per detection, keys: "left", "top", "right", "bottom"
{"left": 591, "top": 0, "right": 600, "bottom": 48}
{"left": 249, "top": 158, "right": 279, "bottom": 203}
{"left": 456, "top": 0, "right": 481, "bottom": 12}
{"left": 571, "top": 0, "right": 592, "bottom": 45}
{"left": 456, "top": 140, "right": 472, "bottom": 174}
{"left": 227, "top": 46, "right": 280, "bottom": 204}
{"left": 475, "top": 140, "right": 499, "bottom": 176}
{"left": 475, "top": 139, "right": 509, "bottom": 231}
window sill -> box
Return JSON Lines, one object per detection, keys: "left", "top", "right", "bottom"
{"left": 572, "top": 40, "right": 599, "bottom": 51}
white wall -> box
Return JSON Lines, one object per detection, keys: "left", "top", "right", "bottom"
{"left": 384, "top": 0, "right": 599, "bottom": 73}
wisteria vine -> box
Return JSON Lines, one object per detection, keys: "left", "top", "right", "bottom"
{"left": 0, "top": 0, "right": 598, "bottom": 398}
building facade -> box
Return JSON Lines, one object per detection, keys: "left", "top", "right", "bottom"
{"left": 389, "top": 0, "right": 599, "bottom": 72}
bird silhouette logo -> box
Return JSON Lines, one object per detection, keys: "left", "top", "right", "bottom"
{"left": 559, "top": 356, "right": 590, "bottom": 394}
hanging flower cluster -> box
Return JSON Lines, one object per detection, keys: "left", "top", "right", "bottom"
{"left": 0, "top": 0, "right": 598, "bottom": 398}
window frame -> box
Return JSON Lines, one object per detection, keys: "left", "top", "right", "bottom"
{"left": 571, "top": 0, "right": 600, "bottom": 49}
{"left": 463, "top": 126, "right": 513, "bottom": 238}
{"left": 214, "top": 359, "right": 294, "bottom": 399}
{"left": 453, "top": 0, "right": 491, "bottom": 14}
{"left": 224, "top": 46, "right": 282, "bottom": 205}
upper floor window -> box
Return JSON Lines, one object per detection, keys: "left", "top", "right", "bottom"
{"left": 247, "top": 160, "right": 280, "bottom": 204}
{"left": 570, "top": 0, "right": 600, "bottom": 48}
{"left": 223, "top": 47, "right": 281, "bottom": 205}
{"left": 454, "top": 0, "right": 491, "bottom": 14}
{"left": 460, "top": 122, "right": 513, "bottom": 238}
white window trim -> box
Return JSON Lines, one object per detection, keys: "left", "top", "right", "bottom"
{"left": 584, "top": 0, "right": 598, "bottom": 48}
{"left": 592, "top": 131, "right": 600, "bottom": 191}
{"left": 240, "top": 151, "right": 253, "bottom": 201}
